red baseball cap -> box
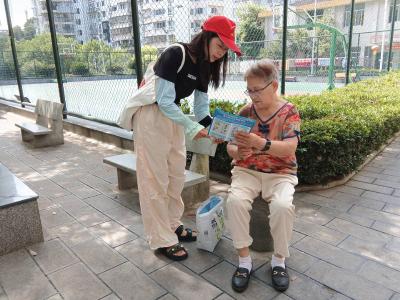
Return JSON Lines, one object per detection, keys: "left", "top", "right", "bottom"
{"left": 202, "top": 16, "right": 242, "bottom": 56}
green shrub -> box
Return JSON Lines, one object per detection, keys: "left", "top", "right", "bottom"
{"left": 70, "top": 62, "right": 90, "bottom": 76}
{"left": 204, "top": 71, "right": 400, "bottom": 185}
{"left": 107, "top": 65, "right": 124, "bottom": 75}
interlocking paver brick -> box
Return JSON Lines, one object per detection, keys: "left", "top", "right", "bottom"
{"left": 293, "top": 219, "right": 347, "bottom": 245}
{"left": 357, "top": 260, "right": 400, "bottom": 293}
{"left": 89, "top": 221, "right": 138, "bottom": 247}
{"left": 305, "top": 260, "right": 393, "bottom": 300}
{"left": 100, "top": 262, "right": 166, "bottom": 300}
{"left": 71, "top": 238, "right": 126, "bottom": 274}
{"left": 49, "top": 262, "right": 110, "bottom": 300}
{"left": 293, "top": 236, "right": 364, "bottom": 271}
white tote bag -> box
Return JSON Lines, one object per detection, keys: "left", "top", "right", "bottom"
{"left": 117, "top": 43, "right": 186, "bottom": 130}
{"left": 196, "top": 195, "right": 225, "bottom": 252}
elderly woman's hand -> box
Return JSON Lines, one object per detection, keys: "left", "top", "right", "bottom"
{"left": 234, "top": 131, "right": 263, "bottom": 149}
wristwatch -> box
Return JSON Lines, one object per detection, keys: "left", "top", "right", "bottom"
{"left": 261, "top": 138, "right": 271, "bottom": 151}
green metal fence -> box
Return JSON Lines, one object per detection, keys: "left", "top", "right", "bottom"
{"left": 1, "top": 0, "right": 399, "bottom": 124}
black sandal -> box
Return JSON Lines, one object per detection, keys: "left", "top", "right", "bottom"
{"left": 271, "top": 266, "right": 289, "bottom": 292}
{"left": 175, "top": 225, "right": 197, "bottom": 242}
{"left": 159, "top": 243, "right": 188, "bottom": 261}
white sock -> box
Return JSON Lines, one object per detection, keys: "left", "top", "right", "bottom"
{"left": 271, "top": 254, "right": 285, "bottom": 269}
{"left": 239, "top": 255, "right": 252, "bottom": 273}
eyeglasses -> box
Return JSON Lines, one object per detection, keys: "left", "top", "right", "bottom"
{"left": 244, "top": 81, "right": 273, "bottom": 96}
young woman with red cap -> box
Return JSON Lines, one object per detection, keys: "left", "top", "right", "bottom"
{"left": 131, "top": 16, "right": 241, "bottom": 261}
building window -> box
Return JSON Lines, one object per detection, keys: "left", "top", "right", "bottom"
{"left": 76, "top": 19, "right": 81, "bottom": 25}
{"left": 388, "top": 0, "right": 400, "bottom": 23}
{"left": 211, "top": 7, "right": 217, "bottom": 14}
{"left": 76, "top": 8, "right": 80, "bottom": 14}
{"left": 119, "top": 3, "right": 126, "bottom": 9}
{"left": 154, "top": 9, "right": 165, "bottom": 16}
{"left": 344, "top": 3, "right": 364, "bottom": 27}
{"left": 101, "top": 1, "right": 104, "bottom": 6}
{"left": 78, "top": 30, "right": 83, "bottom": 36}
{"left": 155, "top": 21, "right": 166, "bottom": 29}
{"left": 195, "top": 8, "right": 204, "bottom": 15}
{"left": 102, "top": 11, "right": 106, "bottom": 17}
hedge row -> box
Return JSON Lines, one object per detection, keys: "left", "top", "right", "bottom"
{"left": 184, "top": 71, "right": 400, "bottom": 185}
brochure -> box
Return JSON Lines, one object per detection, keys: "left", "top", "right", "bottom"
{"left": 208, "top": 109, "right": 256, "bottom": 142}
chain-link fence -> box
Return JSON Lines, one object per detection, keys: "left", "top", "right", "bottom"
{"left": 1, "top": 0, "right": 399, "bottom": 124}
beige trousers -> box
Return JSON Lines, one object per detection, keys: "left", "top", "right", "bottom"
{"left": 133, "top": 104, "right": 186, "bottom": 250}
{"left": 226, "top": 166, "right": 298, "bottom": 257}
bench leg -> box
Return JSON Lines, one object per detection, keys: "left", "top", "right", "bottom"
{"left": 182, "top": 153, "right": 210, "bottom": 211}
{"left": 117, "top": 169, "right": 137, "bottom": 190}
{"left": 0, "top": 200, "right": 44, "bottom": 255}
{"left": 21, "top": 129, "right": 34, "bottom": 142}
{"left": 249, "top": 195, "right": 274, "bottom": 252}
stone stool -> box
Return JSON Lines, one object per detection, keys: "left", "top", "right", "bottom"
{"left": 249, "top": 194, "right": 274, "bottom": 252}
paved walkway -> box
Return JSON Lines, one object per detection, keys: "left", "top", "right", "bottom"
{"left": 1, "top": 109, "right": 400, "bottom": 300}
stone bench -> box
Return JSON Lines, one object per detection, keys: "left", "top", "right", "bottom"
{"left": 0, "top": 163, "right": 43, "bottom": 256}
{"left": 250, "top": 195, "right": 273, "bottom": 252}
{"left": 104, "top": 133, "right": 217, "bottom": 209}
{"left": 285, "top": 76, "right": 297, "bottom": 82}
{"left": 15, "top": 99, "right": 64, "bottom": 148}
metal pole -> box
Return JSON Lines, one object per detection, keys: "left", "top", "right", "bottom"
{"left": 387, "top": 0, "right": 398, "bottom": 71}
{"left": 130, "top": 0, "right": 143, "bottom": 87}
{"left": 328, "top": 32, "right": 337, "bottom": 89}
{"left": 45, "top": 0, "right": 67, "bottom": 118}
{"left": 380, "top": 0, "right": 389, "bottom": 71}
{"left": 4, "top": 0, "right": 25, "bottom": 108}
{"left": 346, "top": 0, "right": 355, "bottom": 84}
{"left": 281, "top": 0, "right": 288, "bottom": 95}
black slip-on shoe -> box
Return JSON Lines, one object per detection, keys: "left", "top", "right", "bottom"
{"left": 232, "top": 267, "right": 251, "bottom": 293}
{"left": 271, "top": 266, "right": 289, "bottom": 292}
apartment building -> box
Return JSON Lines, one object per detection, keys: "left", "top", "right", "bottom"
{"left": 260, "top": 0, "right": 400, "bottom": 67}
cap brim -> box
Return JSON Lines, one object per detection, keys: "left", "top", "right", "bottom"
{"left": 218, "top": 34, "right": 242, "bottom": 56}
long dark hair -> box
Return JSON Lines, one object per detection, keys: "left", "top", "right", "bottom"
{"left": 186, "top": 31, "right": 228, "bottom": 89}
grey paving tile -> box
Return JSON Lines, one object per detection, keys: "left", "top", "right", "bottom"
{"left": 113, "top": 193, "right": 141, "bottom": 213}
{"left": 305, "top": 260, "right": 393, "bottom": 300}
{"left": 362, "top": 191, "right": 400, "bottom": 205}
{"left": 103, "top": 206, "right": 142, "bottom": 227}
{"left": 214, "top": 294, "right": 235, "bottom": 300}
{"left": 349, "top": 205, "right": 400, "bottom": 226}
{"left": 394, "top": 189, "right": 400, "bottom": 197}
{"left": 202, "top": 261, "right": 277, "bottom": 300}
{"left": 383, "top": 204, "right": 400, "bottom": 216}
{"left": 58, "top": 198, "right": 91, "bottom": 216}
{"left": 357, "top": 170, "right": 400, "bottom": 183}
{"left": 40, "top": 206, "right": 75, "bottom": 229}
{"left": 37, "top": 197, "right": 57, "bottom": 211}
{"left": 374, "top": 180, "right": 400, "bottom": 189}
{"left": 46, "top": 295, "right": 63, "bottom": 300}
{"left": 386, "top": 237, "right": 400, "bottom": 253}
{"left": 66, "top": 183, "right": 102, "bottom": 199}
{"left": 294, "top": 200, "right": 334, "bottom": 225}
{"left": 373, "top": 221, "right": 400, "bottom": 237}
{"left": 338, "top": 236, "right": 400, "bottom": 271}
{"left": 158, "top": 294, "right": 178, "bottom": 300}
{"left": 115, "top": 238, "right": 170, "bottom": 274}
{"left": 71, "top": 238, "right": 126, "bottom": 274}
{"left": 330, "top": 185, "right": 365, "bottom": 196}
{"left": 83, "top": 195, "right": 123, "bottom": 212}
{"left": 329, "top": 294, "right": 352, "bottom": 300}
{"left": 346, "top": 181, "right": 394, "bottom": 195}
{"left": 254, "top": 265, "right": 336, "bottom": 300}
{"left": 89, "top": 221, "right": 138, "bottom": 247}
{"left": 290, "top": 230, "right": 306, "bottom": 245}
{"left": 179, "top": 240, "right": 223, "bottom": 274}
{"left": 293, "top": 219, "right": 347, "bottom": 246}
{"left": 99, "top": 262, "right": 165, "bottom": 300}
{"left": 272, "top": 294, "right": 294, "bottom": 300}
{"left": 326, "top": 218, "right": 391, "bottom": 243}
{"left": 318, "top": 206, "right": 374, "bottom": 227}
{"left": 99, "top": 294, "right": 120, "bottom": 300}
{"left": 357, "top": 260, "right": 400, "bottom": 293}
{"left": 391, "top": 294, "right": 400, "bottom": 300}
{"left": 0, "top": 249, "right": 56, "bottom": 300}
{"left": 48, "top": 221, "right": 95, "bottom": 247}
{"left": 73, "top": 206, "right": 111, "bottom": 227}
{"left": 49, "top": 262, "right": 110, "bottom": 300}
{"left": 285, "top": 247, "right": 318, "bottom": 273}
{"left": 294, "top": 193, "right": 353, "bottom": 212}
{"left": 29, "top": 239, "right": 79, "bottom": 274}
{"left": 353, "top": 174, "right": 375, "bottom": 183}
{"left": 0, "top": 285, "right": 7, "bottom": 300}
{"left": 150, "top": 262, "right": 222, "bottom": 300}
{"left": 293, "top": 236, "right": 364, "bottom": 271}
